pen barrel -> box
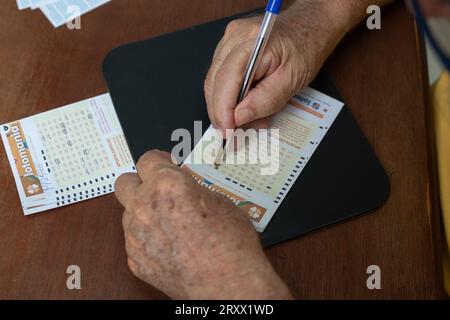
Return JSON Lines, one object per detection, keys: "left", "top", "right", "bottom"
{"left": 238, "top": 11, "right": 277, "bottom": 103}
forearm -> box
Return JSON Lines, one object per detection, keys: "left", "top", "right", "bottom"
{"left": 324, "top": 0, "right": 394, "bottom": 30}
{"left": 283, "top": 0, "right": 395, "bottom": 41}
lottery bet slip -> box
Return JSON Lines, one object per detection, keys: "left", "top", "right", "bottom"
{"left": 183, "top": 87, "right": 344, "bottom": 232}
{"left": 16, "top": 0, "right": 111, "bottom": 28}
{"left": 1, "top": 94, "right": 136, "bottom": 215}
{"left": 2, "top": 88, "right": 343, "bottom": 233}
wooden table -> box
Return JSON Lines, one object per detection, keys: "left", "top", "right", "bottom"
{"left": 0, "top": 0, "right": 446, "bottom": 299}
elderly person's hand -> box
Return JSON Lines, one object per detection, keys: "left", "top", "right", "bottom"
{"left": 115, "top": 150, "right": 292, "bottom": 300}
{"left": 204, "top": 1, "right": 343, "bottom": 134}
{"left": 204, "top": 0, "right": 394, "bottom": 134}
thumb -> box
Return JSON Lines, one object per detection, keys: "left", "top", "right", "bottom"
{"left": 233, "top": 67, "right": 299, "bottom": 127}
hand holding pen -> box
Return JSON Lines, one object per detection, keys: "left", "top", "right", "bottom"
{"left": 205, "top": 0, "right": 345, "bottom": 164}
{"left": 214, "top": 0, "right": 283, "bottom": 164}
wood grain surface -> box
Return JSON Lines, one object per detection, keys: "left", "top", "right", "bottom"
{"left": 0, "top": 0, "right": 446, "bottom": 299}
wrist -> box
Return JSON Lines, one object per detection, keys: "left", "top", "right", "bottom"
{"left": 282, "top": 0, "right": 394, "bottom": 46}
{"left": 282, "top": 0, "right": 351, "bottom": 43}
{"left": 218, "top": 263, "right": 293, "bottom": 300}
{"left": 276, "top": 1, "right": 349, "bottom": 81}
{"left": 187, "top": 255, "right": 293, "bottom": 300}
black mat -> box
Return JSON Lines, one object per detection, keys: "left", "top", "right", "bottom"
{"left": 102, "top": 10, "right": 390, "bottom": 247}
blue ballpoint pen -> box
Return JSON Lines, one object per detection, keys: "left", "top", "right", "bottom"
{"left": 215, "top": 0, "right": 283, "bottom": 166}
{"left": 238, "top": 0, "right": 284, "bottom": 102}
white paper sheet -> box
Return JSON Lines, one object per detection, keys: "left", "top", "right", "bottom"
{"left": 182, "top": 87, "right": 344, "bottom": 232}
{"left": 1, "top": 93, "right": 135, "bottom": 215}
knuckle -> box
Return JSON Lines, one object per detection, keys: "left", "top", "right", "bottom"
{"left": 136, "top": 150, "right": 159, "bottom": 168}
{"left": 153, "top": 168, "right": 189, "bottom": 193}
{"left": 225, "top": 20, "right": 241, "bottom": 35}
{"left": 133, "top": 187, "right": 154, "bottom": 208}
{"left": 157, "top": 166, "right": 185, "bottom": 181}
{"left": 114, "top": 173, "right": 133, "bottom": 191}
{"left": 114, "top": 174, "right": 126, "bottom": 192}
{"left": 225, "top": 18, "right": 261, "bottom": 41}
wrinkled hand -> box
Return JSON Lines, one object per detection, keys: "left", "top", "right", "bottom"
{"left": 115, "top": 150, "right": 292, "bottom": 300}
{"left": 205, "top": 4, "right": 345, "bottom": 134}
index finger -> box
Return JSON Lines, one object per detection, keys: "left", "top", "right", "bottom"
{"left": 211, "top": 43, "right": 253, "bottom": 135}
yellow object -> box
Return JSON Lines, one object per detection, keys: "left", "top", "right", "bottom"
{"left": 430, "top": 72, "right": 450, "bottom": 296}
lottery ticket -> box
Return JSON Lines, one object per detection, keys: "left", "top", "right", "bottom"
{"left": 30, "top": 0, "right": 59, "bottom": 10}
{"left": 183, "top": 87, "right": 344, "bottom": 232}
{"left": 16, "top": 0, "right": 32, "bottom": 10}
{"left": 1, "top": 93, "right": 135, "bottom": 215}
{"left": 40, "top": 0, "right": 111, "bottom": 27}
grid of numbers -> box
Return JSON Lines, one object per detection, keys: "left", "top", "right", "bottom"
{"left": 215, "top": 145, "right": 297, "bottom": 198}
{"left": 36, "top": 106, "right": 113, "bottom": 188}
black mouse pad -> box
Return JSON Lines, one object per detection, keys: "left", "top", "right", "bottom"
{"left": 102, "top": 11, "right": 390, "bottom": 247}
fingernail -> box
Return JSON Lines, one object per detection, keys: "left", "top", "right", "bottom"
{"left": 236, "top": 108, "right": 254, "bottom": 126}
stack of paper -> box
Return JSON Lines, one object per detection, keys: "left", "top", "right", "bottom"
{"left": 16, "top": 0, "right": 111, "bottom": 28}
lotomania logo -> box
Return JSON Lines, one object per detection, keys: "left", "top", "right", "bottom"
{"left": 10, "top": 125, "right": 34, "bottom": 178}
{"left": 26, "top": 184, "right": 41, "bottom": 195}
{"left": 192, "top": 175, "right": 243, "bottom": 207}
